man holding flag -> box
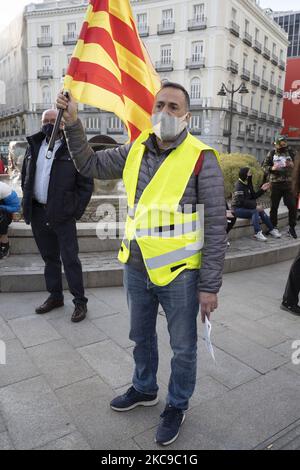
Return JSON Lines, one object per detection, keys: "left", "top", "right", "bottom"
{"left": 56, "top": 0, "right": 226, "bottom": 447}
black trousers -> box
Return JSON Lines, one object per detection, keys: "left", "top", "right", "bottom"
{"left": 270, "top": 182, "right": 297, "bottom": 228}
{"left": 0, "top": 209, "right": 12, "bottom": 235}
{"left": 31, "top": 204, "right": 87, "bottom": 305}
{"left": 283, "top": 250, "right": 300, "bottom": 306}
{"left": 227, "top": 216, "right": 237, "bottom": 234}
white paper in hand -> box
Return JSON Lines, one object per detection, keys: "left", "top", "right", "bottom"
{"left": 203, "top": 316, "right": 216, "bottom": 362}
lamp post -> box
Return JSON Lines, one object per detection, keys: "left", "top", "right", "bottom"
{"left": 217, "top": 82, "right": 249, "bottom": 153}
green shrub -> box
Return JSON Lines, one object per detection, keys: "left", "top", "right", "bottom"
{"left": 219, "top": 153, "right": 264, "bottom": 199}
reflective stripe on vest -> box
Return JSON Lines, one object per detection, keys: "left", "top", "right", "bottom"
{"left": 144, "top": 241, "right": 203, "bottom": 270}
{"left": 135, "top": 220, "right": 200, "bottom": 238}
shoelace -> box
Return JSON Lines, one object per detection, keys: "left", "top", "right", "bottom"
{"left": 160, "top": 407, "right": 183, "bottom": 426}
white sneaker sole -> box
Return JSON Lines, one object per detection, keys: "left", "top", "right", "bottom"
{"left": 155, "top": 413, "right": 186, "bottom": 446}
{"left": 110, "top": 397, "right": 159, "bottom": 412}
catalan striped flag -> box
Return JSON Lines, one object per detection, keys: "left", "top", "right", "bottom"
{"left": 64, "top": 0, "right": 161, "bottom": 141}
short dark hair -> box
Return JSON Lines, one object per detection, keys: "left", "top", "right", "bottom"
{"left": 159, "top": 82, "right": 190, "bottom": 110}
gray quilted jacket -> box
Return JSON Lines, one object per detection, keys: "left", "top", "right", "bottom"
{"left": 64, "top": 119, "right": 227, "bottom": 293}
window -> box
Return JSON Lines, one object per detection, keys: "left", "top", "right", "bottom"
{"left": 229, "top": 45, "right": 235, "bottom": 59}
{"left": 191, "top": 41, "right": 204, "bottom": 61}
{"left": 238, "top": 121, "right": 245, "bottom": 132}
{"left": 253, "top": 60, "right": 258, "bottom": 75}
{"left": 190, "top": 115, "right": 202, "bottom": 131}
{"left": 232, "top": 8, "right": 237, "bottom": 20}
{"left": 272, "top": 43, "right": 277, "bottom": 54}
{"left": 245, "top": 19, "right": 249, "bottom": 33}
{"left": 137, "top": 13, "right": 147, "bottom": 27}
{"left": 262, "top": 65, "right": 266, "bottom": 80}
{"left": 42, "top": 85, "right": 51, "bottom": 104}
{"left": 67, "top": 23, "right": 77, "bottom": 38}
{"left": 162, "top": 9, "right": 173, "bottom": 26}
{"left": 41, "top": 25, "right": 50, "bottom": 37}
{"left": 268, "top": 100, "right": 273, "bottom": 115}
{"left": 160, "top": 44, "right": 172, "bottom": 64}
{"left": 255, "top": 28, "right": 260, "bottom": 40}
{"left": 42, "top": 56, "right": 51, "bottom": 69}
{"left": 108, "top": 116, "right": 123, "bottom": 131}
{"left": 270, "top": 71, "right": 274, "bottom": 85}
{"left": 194, "top": 4, "right": 205, "bottom": 21}
{"left": 280, "top": 49, "right": 284, "bottom": 60}
{"left": 264, "top": 36, "right": 268, "bottom": 48}
{"left": 190, "top": 77, "right": 201, "bottom": 100}
{"left": 276, "top": 102, "right": 280, "bottom": 117}
{"left": 243, "top": 54, "right": 248, "bottom": 68}
{"left": 260, "top": 96, "right": 264, "bottom": 112}
{"left": 251, "top": 92, "right": 256, "bottom": 109}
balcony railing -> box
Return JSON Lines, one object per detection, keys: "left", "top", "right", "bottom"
{"left": 240, "top": 105, "right": 249, "bottom": 116}
{"left": 269, "top": 83, "right": 276, "bottom": 95}
{"left": 240, "top": 68, "right": 250, "bottom": 81}
{"left": 37, "top": 68, "right": 53, "bottom": 79}
{"left": 243, "top": 31, "right": 252, "bottom": 46}
{"left": 107, "top": 127, "right": 124, "bottom": 134}
{"left": 276, "top": 117, "right": 283, "bottom": 126}
{"left": 271, "top": 54, "right": 278, "bottom": 65}
{"left": 268, "top": 115, "right": 275, "bottom": 123}
{"left": 187, "top": 17, "right": 207, "bottom": 31}
{"left": 263, "top": 47, "right": 270, "bottom": 59}
{"left": 253, "top": 40, "right": 262, "bottom": 53}
{"left": 37, "top": 37, "right": 52, "bottom": 47}
{"left": 259, "top": 112, "right": 267, "bottom": 121}
{"left": 247, "top": 132, "right": 255, "bottom": 141}
{"left": 190, "top": 97, "right": 211, "bottom": 109}
{"left": 229, "top": 20, "right": 240, "bottom": 37}
{"left": 155, "top": 60, "right": 174, "bottom": 72}
{"left": 186, "top": 56, "right": 205, "bottom": 69}
{"left": 277, "top": 88, "right": 284, "bottom": 98}
{"left": 237, "top": 130, "right": 246, "bottom": 139}
{"left": 227, "top": 59, "right": 238, "bottom": 74}
{"left": 257, "top": 135, "right": 264, "bottom": 142}
{"left": 137, "top": 25, "right": 149, "bottom": 37}
{"left": 63, "top": 34, "right": 78, "bottom": 45}
{"left": 279, "top": 60, "right": 285, "bottom": 71}
{"left": 32, "top": 103, "right": 54, "bottom": 112}
{"left": 265, "top": 136, "right": 272, "bottom": 143}
{"left": 251, "top": 74, "right": 260, "bottom": 86}
{"left": 190, "top": 127, "right": 202, "bottom": 135}
{"left": 249, "top": 109, "right": 258, "bottom": 119}
{"left": 157, "top": 22, "right": 175, "bottom": 34}
{"left": 261, "top": 79, "right": 268, "bottom": 90}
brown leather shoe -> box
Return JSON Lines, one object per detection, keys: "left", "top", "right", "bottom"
{"left": 71, "top": 304, "right": 87, "bottom": 323}
{"left": 35, "top": 298, "right": 64, "bottom": 314}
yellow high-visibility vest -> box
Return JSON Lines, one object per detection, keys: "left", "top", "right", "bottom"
{"left": 118, "top": 129, "right": 219, "bottom": 286}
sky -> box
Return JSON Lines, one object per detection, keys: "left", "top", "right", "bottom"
{"left": 0, "top": 0, "right": 299, "bottom": 33}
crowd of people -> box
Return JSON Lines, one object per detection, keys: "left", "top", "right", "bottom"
{"left": 0, "top": 83, "right": 299, "bottom": 446}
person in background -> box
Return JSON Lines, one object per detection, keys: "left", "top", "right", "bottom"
{"left": 263, "top": 136, "right": 297, "bottom": 239}
{"left": 0, "top": 154, "right": 6, "bottom": 174}
{"left": 281, "top": 156, "right": 300, "bottom": 315}
{"left": 231, "top": 167, "right": 281, "bottom": 242}
{"left": 0, "top": 181, "right": 20, "bottom": 259}
{"left": 226, "top": 202, "right": 236, "bottom": 247}
{"left": 21, "top": 109, "right": 93, "bottom": 322}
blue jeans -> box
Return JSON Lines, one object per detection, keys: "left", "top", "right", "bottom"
{"left": 123, "top": 264, "right": 200, "bottom": 410}
{"left": 233, "top": 208, "right": 274, "bottom": 234}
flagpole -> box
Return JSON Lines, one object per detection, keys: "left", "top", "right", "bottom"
{"left": 45, "top": 91, "right": 69, "bottom": 159}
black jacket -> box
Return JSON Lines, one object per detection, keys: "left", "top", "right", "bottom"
{"left": 21, "top": 131, "right": 93, "bottom": 225}
{"left": 262, "top": 148, "right": 295, "bottom": 184}
{"left": 231, "top": 168, "right": 265, "bottom": 210}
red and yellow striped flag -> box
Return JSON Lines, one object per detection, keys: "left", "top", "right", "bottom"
{"left": 64, "top": 0, "right": 161, "bottom": 141}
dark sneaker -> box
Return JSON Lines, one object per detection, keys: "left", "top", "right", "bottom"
{"left": 155, "top": 405, "right": 185, "bottom": 446}
{"left": 71, "top": 303, "right": 87, "bottom": 323}
{"left": 0, "top": 243, "right": 9, "bottom": 259}
{"left": 35, "top": 297, "right": 64, "bottom": 314}
{"left": 110, "top": 386, "right": 158, "bottom": 412}
{"left": 288, "top": 227, "right": 298, "bottom": 239}
{"left": 281, "top": 301, "right": 300, "bottom": 315}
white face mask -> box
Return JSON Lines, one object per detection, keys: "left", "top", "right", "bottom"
{"left": 151, "top": 112, "right": 188, "bottom": 142}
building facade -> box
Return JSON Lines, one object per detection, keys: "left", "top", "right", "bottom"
{"left": 0, "top": 0, "right": 289, "bottom": 160}
{"left": 272, "top": 10, "right": 300, "bottom": 58}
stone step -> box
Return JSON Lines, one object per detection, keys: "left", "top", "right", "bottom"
{"left": 1, "top": 229, "right": 299, "bottom": 292}
{"left": 7, "top": 206, "right": 289, "bottom": 255}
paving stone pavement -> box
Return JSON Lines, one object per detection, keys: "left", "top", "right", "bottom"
{"left": 0, "top": 259, "right": 300, "bottom": 450}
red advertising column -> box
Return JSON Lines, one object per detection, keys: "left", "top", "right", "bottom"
{"left": 283, "top": 58, "right": 300, "bottom": 139}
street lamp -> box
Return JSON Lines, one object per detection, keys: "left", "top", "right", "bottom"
{"left": 218, "top": 82, "right": 249, "bottom": 153}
